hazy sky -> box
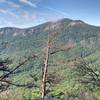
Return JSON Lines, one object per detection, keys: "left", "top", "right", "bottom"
{"left": 0, "top": 0, "right": 100, "bottom": 28}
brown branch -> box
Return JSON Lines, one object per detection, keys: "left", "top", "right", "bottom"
{"left": 0, "top": 56, "right": 33, "bottom": 81}
{"left": 50, "top": 45, "right": 74, "bottom": 55}
{"left": 0, "top": 68, "right": 10, "bottom": 72}
{"left": 81, "top": 57, "right": 99, "bottom": 79}
{"left": 1, "top": 79, "right": 38, "bottom": 88}
{"left": 50, "top": 49, "right": 64, "bottom": 55}
{"left": 77, "top": 56, "right": 100, "bottom": 87}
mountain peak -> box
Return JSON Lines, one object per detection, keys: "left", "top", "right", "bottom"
{"left": 68, "top": 20, "right": 84, "bottom": 26}
{"left": 41, "top": 18, "right": 85, "bottom": 31}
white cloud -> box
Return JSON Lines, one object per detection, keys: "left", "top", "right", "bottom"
{"left": 8, "top": 11, "right": 18, "bottom": 18}
{"left": 19, "top": 0, "right": 37, "bottom": 8}
{"left": 0, "top": 9, "right": 6, "bottom": 13}
{"left": 0, "top": 8, "right": 18, "bottom": 18}
{"left": 0, "top": 0, "right": 20, "bottom": 8}
{"left": 21, "top": 11, "right": 29, "bottom": 19}
{"left": 20, "top": 11, "right": 37, "bottom": 21}
{"left": 7, "top": 1, "right": 20, "bottom": 8}
{"left": 0, "top": 0, "right": 7, "bottom": 3}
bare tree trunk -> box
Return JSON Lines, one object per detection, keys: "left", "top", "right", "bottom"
{"left": 41, "top": 37, "right": 49, "bottom": 98}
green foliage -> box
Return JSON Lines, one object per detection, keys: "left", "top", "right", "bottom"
{"left": 0, "top": 18, "right": 100, "bottom": 100}
{"left": 95, "top": 90, "right": 100, "bottom": 100}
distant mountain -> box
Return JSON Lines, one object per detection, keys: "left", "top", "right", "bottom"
{"left": 0, "top": 18, "right": 100, "bottom": 58}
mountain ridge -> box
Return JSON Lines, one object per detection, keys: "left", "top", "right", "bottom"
{"left": 0, "top": 18, "right": 100, "bottom": 59}
{"left": 0, "top": 18, "right": 100, "bottom": 30}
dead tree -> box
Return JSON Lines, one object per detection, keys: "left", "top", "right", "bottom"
{"left": 41, "top": 27, "right": 75, "bottom": 98}
{"left": 41, "top": 34, "right": 50, "bottom": 98}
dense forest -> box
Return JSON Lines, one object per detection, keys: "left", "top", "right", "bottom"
{"left": 0, "top": 18, "right": 100, "bottom": 100}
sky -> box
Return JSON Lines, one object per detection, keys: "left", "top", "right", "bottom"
{"left": 0, "top": 0, "right": 100, "bottom": 28}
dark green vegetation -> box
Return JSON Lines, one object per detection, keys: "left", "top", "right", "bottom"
{"left": 0, "top": 18, "right": 100, "bottom": 100}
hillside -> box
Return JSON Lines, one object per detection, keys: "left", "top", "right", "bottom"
{"left": 0, "top": 18, "right": 100, "bottom": 100}
{"left": 0, "top": 18, "right": 100, "bottom": 56}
